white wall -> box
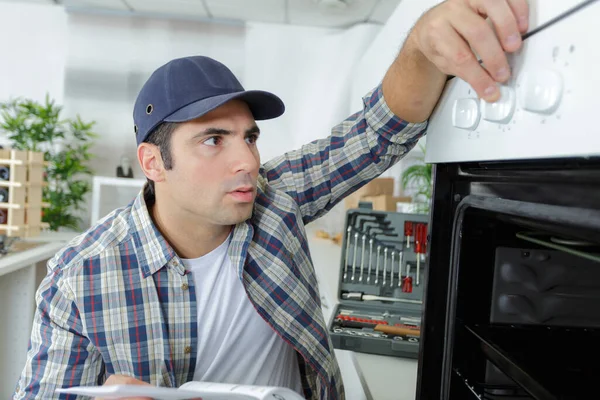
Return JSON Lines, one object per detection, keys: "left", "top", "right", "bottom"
{"left": 351, "top": 0, "right": 443, "bottom": 196}
{"left": 0, "top": 2, "right": 67, "bottom": 106}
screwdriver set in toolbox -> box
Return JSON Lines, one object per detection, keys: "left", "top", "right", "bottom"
{"left": 327, "top": 208, "right": 429, "bottom": 359}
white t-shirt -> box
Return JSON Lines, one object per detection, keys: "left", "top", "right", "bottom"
{"left": 182, "top": 234, "right": 303, "bottom": 394}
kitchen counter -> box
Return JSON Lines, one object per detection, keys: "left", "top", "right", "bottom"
{"left": 0, "top": 230, "right": 78, "bottom": 399}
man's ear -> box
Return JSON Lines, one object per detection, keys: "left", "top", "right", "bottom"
{"left": 137, "top": 143, "right": 166, "bottom": 183}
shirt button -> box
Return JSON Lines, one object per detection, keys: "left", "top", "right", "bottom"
{"left": 181, "top": 283, "right": 189, "bottom": 290}
{"left": 184, "top": 346, "right": 192, "bottom": 354}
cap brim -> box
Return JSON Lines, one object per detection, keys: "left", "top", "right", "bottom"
{"left": 164, "top": 90, "right": 285, "bottom": 123}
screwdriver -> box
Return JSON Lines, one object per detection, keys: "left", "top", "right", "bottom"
{"left": 415, "top": 223, "right": 428, "bottom": 286}
{"left": 341, "top": 291, "right": 422, "bottom": 304}
{"left": 335, "top": 319, "right": 421, "bottom": 337}
{"left": 404, "top": 221, "right": 413, "bottom": 248}
{"left": 402, "top": 264, "right": 413, "bottom": 293}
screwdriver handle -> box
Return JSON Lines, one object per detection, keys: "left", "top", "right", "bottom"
{"left": 402, "top": 276, "right": 413, "bottom": 293}
{"left": 415, "top": 223, "right": 428, "bottom": 254}
{"left": 375, "top": 324, "right": 420, "bottom": 337}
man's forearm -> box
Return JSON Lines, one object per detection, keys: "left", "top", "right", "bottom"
{"left": 382, "top": 33, "right": 447, "bottom": 123}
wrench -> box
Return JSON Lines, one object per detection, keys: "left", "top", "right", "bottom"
{"left": 375, "top": 245, "right": 381, "bottom": 284}
{"left": 351, "top": 231, "right": 359, "bottom": 281}
{"left": 398, "top": 250, "right": 403, "bottom": 287}
{"left": 383, "top": 247, "right": 388, "bottom": 286}
{"left": 359, "top": 234, "right": 366, "bottom": 282}
{"left": 343, "top": 226, "right": 352, "bottom": 281}
{"left": 390, "top": 251, "right": 395, "bottom": 287}
{"left": 366, "top": 238, "right": 373, "bottom": 283}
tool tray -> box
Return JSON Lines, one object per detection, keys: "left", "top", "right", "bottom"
{"left": 327, "top": 208, "right": 429, "bottom": 359}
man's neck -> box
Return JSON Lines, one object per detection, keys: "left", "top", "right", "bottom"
{"left": 148, "top": 196, "right": 232, "bottom": 259}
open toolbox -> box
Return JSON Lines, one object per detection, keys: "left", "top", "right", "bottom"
{"left": 327, "top": 208, "right": 429, "bottom": 359}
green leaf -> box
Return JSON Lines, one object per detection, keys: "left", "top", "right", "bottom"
{"left": 0, "top": 93, "right": 96, "bottom": 231}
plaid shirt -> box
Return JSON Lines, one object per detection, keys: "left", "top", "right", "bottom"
{"left": 14, "top": 85, "right": 426, "bottom": 400}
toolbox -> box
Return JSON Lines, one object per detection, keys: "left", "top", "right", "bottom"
{"left": 327, "top": 208, "right": 429, "bottom": 359}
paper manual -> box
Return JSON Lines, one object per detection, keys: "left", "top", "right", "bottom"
{"left": 56, "top": 381, "right": 306, "bottom": 400}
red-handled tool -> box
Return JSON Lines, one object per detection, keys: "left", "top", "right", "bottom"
{"left": 404, "top": 221, "right": 413, "bottom": 248}
{"left": 414, "top": 223, "right": 428, "bottom": 286}
{"left": 402, "top": 263, "right": 413, "bottom": 293}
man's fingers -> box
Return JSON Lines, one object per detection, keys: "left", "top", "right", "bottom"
{"left": 507, "top": 0, "right": 530, "bottom": 33}
{"left": 476, "top": 0, "right": 523, "bottom": 52}
{"left": 432, "top": 22, "right": 498, "bottom": 101}
{"left": 450, "top": 6, "right": 511, "bottom": 85}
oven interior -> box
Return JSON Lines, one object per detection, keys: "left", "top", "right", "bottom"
{"left": 447, "top": 205, "right": 600, "bottom": 400}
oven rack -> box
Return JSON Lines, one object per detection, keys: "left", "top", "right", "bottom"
{"left": 516, "top": 232, "right": 600, "bottom": 264}
{"left": 453, "top": 368, "right": 532, "bottom": 400}
{"left": 464, "top": 323, "right": 599, "bottom": 400}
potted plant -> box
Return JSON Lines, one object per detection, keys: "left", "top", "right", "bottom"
{"left": 401, "top": 144, "right": 433, "bottom": 213}
{"left": 0, "top": 95, "right": 97, "bottom": 231}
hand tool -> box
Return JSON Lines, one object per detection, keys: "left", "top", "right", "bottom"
{"left": 397, "top": 249, "right": 403, "bottom": 287}
{"left": 335, "top": 319, "right": 421, "bottom": 337}
{"left": 404, "top": 221, "right": 413, "bottom": 248}
{"left": 366, "top": 238, "right": 374, "bottom": 283}
{"left": 415, "top": 223, "right": 428, "bottom": 286}
{"left": 343, "top": 226, "right": 352, "bottom": 281}
{"left": 394, "top": 336, "right": 420, "bottom": 343}
{"left": 339, "top": 309, "right": 396, "bottom": 320}
{"left": 360, "top": 218, "right": 391, "bottom": 234}
{"left": 351, "top": 230, "right": 359, "bottom": 281}
{"left": 335, "top": 314, "right": 388, "bottom": 325}
{"left": 382, "top": 247, "right": 388, "bottom": 286}
{"left": 333, "top": 327, "right": 387, "bottom": 338}
{"left": 402, "top": 264, "right": 413, "bottom": 293}
{"left": 400, "top": 316, "right": 422, "bottom": 324}
{"left": 373, "top": 232, "right": 399, "bottom": 243}
{"left": 359, "top": 233, "right": 367, "bottom": 282}
{"left": 390, "top": 250, "right": 395, "bottom": 286}
{"left": 341, "top": 291, "right": 423, "bottom": 304}
{"left": 356, "top": 216, "right": 378, "bottom": 235}
{"left": 375, "top": 245, "right": 381, "bottom": 284}
{"left": 335, "top": 315, "right": 420, "bottom": 332}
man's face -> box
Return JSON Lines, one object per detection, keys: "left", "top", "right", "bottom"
{"left": 156, "top": 100, "right": 261, "bottom": 227}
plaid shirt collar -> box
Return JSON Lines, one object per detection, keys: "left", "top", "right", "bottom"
{"left": 127, "top": 186, "right": 255, "bottom": 279}
{"left": 128, "top": 188, "right": 181, "bottom": 278}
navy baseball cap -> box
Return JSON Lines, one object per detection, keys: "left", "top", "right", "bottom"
{"left": 133, "top": 56, "right": 285, "bottom": 145}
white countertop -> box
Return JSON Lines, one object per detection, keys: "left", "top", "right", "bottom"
{"left": 0, "top": 231, "right": 79, "bottom": 277}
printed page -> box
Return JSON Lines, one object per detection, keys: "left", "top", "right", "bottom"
{"left": 180, "top": 382, "right": 306, "bottom": 400}
{"left": 56, "top": 385, "right": 201, "bottom": 399}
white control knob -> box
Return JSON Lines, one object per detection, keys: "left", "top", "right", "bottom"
{"left": 481, "top": 85, "right": 516, "bottom": 124}
{"left": 452, "top": 98, "right": 480, "bottom": 130}
{"left": 519, "top": 70, "right": 563, "bottom": 114}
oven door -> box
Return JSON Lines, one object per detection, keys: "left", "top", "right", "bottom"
{"left": 417, "top": 1, "right": 600, "bottom": 399}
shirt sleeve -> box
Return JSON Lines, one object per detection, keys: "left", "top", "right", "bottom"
{"left": 13, "top": 263, "right": 104, "bottom": 399}
{"left": 262, "top": 84, "right": 428, "bottom": 224}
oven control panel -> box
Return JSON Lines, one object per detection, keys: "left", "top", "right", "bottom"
{"left": 425, "top": 0, "right": 600, "bottom": 163}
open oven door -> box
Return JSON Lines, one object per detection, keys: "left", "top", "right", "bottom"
{"left": 417, "top": 1, "right": 600, "bottom": 399}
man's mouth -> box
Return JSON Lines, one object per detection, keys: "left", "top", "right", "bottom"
{"left": 228, "top": 187, "right": 255, "bottom": 203}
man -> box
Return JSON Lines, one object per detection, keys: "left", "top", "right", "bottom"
{"left": 14, "top": 0, "right": 528, "bottom": 399}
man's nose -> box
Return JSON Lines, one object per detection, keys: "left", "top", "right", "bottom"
{"left": 230, "top": 138, "right": 259, "bottom": 174}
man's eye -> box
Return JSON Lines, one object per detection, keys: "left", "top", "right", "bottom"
{"left": 204, "top": 137, "right": 221, "bottom": 146}
{"left": 246, "top": 134, "right": 259, "bottom": 144}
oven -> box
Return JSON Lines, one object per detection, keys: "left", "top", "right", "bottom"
{"left": 416, "top": 1, "right": 600, "bottom": 399}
